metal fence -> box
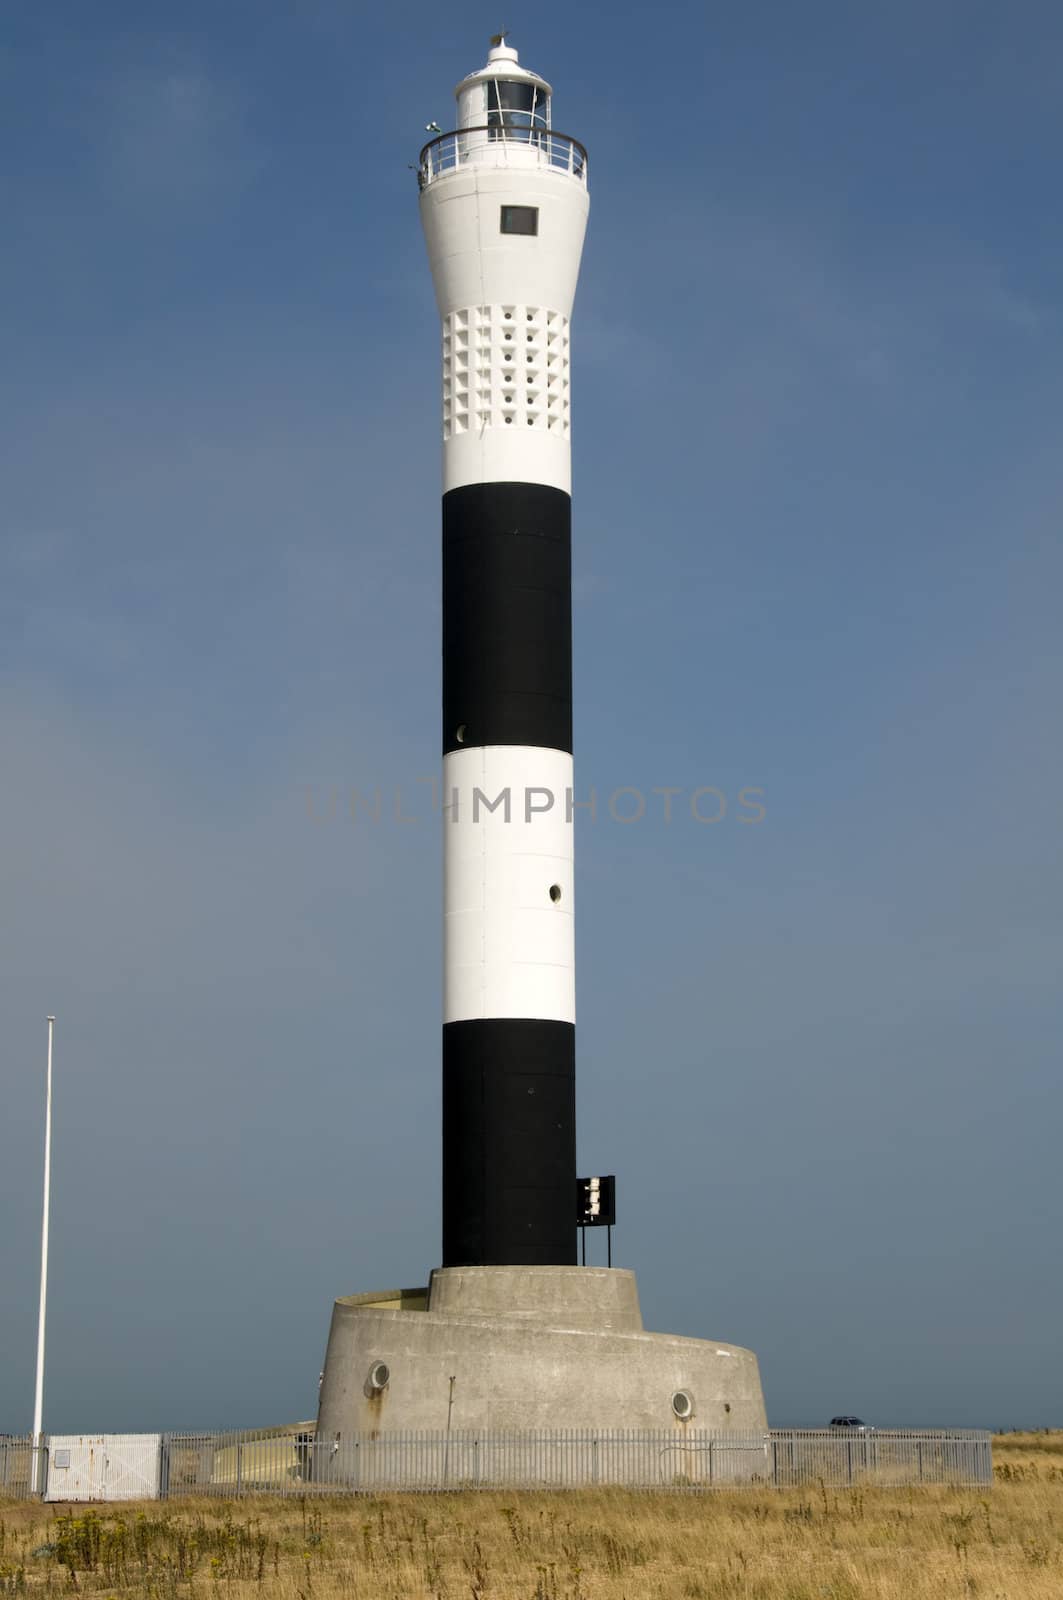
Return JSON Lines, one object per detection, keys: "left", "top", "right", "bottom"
{"left": 1, "top": 1429, "right": 992, "bottom": 1500}
{"left": 160, "top": 1428, "right": 992, "bottom": 1496}
{"left": 0, "top": 1436, "right": 37, "bottom": 1500}
{"left": 768, "top": 1430, "right": 991, "bottom": 1489}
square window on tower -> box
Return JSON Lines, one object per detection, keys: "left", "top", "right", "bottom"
{"left": 500, "top": 205, "right": 539, "bottom": 236}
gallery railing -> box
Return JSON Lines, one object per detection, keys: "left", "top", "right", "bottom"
{"left": 418, "top": 128, "right": 588, "bottom": 190}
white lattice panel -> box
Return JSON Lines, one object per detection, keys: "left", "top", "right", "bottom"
{"left": 443, "top": 305, "right": 570, "bottom": 441}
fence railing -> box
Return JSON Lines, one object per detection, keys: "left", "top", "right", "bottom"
{"left": 0, "top": 1436, "right": 36, "bottom": 1500}
{"left": 162, "top": 1428, "right": 991, "bottom": 1496}
{"left": 768, "top": 1430, "right": 991, "bottom": 1488}
{"left": 1, "top": 1428, "right": 993, "bottom": 1500}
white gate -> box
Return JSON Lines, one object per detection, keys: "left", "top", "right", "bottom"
{"left": 45, "top": 1434, "right": 162, "bottom": 1501}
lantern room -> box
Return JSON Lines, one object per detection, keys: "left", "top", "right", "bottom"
{"left": 418, "top": 37, "right": 586, "bottom": 189}
{"left": 456, "top": 37, "right": 552, "bottom": 138}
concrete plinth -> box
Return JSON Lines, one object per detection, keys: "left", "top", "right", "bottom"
{"left": 316, "top": 1267, "right": 766, "bottom": 1439}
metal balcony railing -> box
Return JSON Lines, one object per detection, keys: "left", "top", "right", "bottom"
{"left": 418, "top": 127, "right": 589, "bottom": 190}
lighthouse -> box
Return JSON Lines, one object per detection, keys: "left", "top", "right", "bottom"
{"left": 420, "top": 38, "right": 589, "bottom": 1269}
{"left": 315, "top": 39, "right": 767, "bottom": 1451}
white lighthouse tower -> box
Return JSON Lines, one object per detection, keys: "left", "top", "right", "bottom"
{"left": 315, "top": 39, "right": 767, "bottom": 1451}
{"left": 423, "top": 37, "right": 587, "bottom": 1269}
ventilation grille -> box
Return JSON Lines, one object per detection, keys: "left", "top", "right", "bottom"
{"left": 442, "top": 306, "right": 570, "bottom": 442}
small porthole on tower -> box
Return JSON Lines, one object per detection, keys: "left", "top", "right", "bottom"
{"left": 671, "top": 1390, "right": 694, "bottom": 1420}
{"left": 549, "top": 884, "right": 562, "bottom": 903}
{"left": 367, "top": 1361, "right": 390, "bottom": 1392}
{"left": 455, "top": 725, "right": 466, "bottom": 744}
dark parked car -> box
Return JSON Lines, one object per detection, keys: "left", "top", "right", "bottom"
{"left": 829, "top": 1415, "right": 868, "bottom": 1431}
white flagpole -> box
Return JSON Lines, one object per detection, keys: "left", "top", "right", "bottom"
{"left": 31, "top": 1016, "right": 54, "bottom": 1495}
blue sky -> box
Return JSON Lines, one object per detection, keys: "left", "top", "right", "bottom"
{"left": 1, "top": 0, "right": 1061, "bottom": 1433}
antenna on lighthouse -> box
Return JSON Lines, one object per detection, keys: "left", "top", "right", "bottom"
{"left": 31, "top": 1015, "right": 54, "bottom": 1495}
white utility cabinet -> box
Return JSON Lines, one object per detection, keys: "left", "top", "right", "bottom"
{"left": 45, "top": 1434, "right": 162, "bottom": 1501}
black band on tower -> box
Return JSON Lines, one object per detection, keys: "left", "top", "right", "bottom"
{"left": 443, "top": 481, "right": 572, "bottom": 755}
{"left": 443, "top": 1018, "right": 577, "bottom": 1266}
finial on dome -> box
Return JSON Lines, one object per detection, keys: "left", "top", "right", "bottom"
{"left": 487, "top": 30, "right": 519, "bottom": 65}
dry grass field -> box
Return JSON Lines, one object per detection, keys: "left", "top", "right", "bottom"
{"left": 1, "top": 1432, "right": 1060, "bottom": 1599}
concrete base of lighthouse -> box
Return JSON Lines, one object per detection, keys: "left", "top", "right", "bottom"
{"left": 316, "top": 1267, "right": 767, "bottom": 1478}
